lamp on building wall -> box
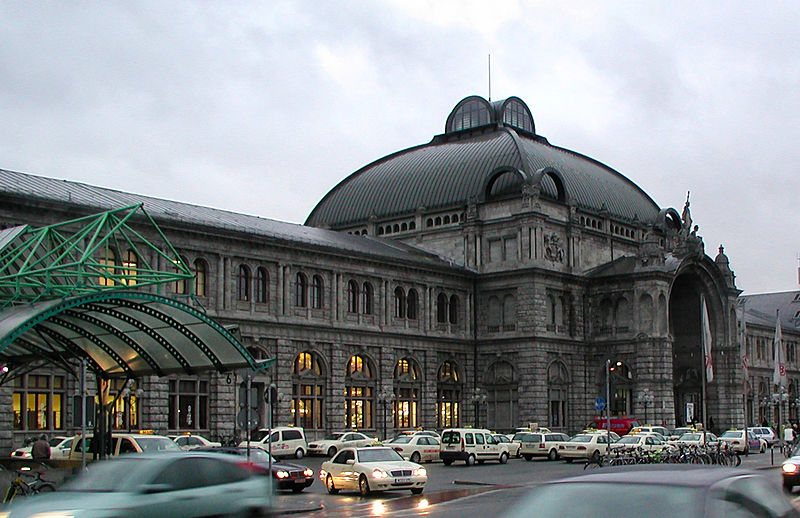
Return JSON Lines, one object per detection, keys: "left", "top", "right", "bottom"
{"left": 637, "top": 388, "right": 655, "bottom": 424}
{"left": 471, "top": 387, "right": 488, "bottom": 428}
{"left": 377, "top": 387, "right": 394, "bottom": 441}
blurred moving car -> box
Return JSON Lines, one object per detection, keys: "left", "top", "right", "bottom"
{"left": 0, "top": 452, "right": 271, "bottom": 518}
{"left": 69, "top": 432, "right": 181, "bottom": 461}
{"left": 169, "top": 433, "right": 221, "bottom": 450}
{"left": 384, "top": 434, "right": 440, "bottom": 463}
{"left": 519, "top": 432, "right": 571, "bottom": 461}
{"left": 718, "top": 429, "right": 766, "bottom": 454}
{"left": 558, "top": 433, "right": 613, "bottom": 462}
{"left": 307, "top": 431, "right": 379, "bottom": 457}
{"left": 239, "top": 426, "right": 308, "bottom": 459}
{"left": 194, "top": 446, "right": 314, "bottom": 492}
{"left": 504, "top": 465, "right": 799, "bottom": 518}
{"left": 320, "top": 447, "right": 426, "bottom": 496}
{"left": 11, "top": 436, "right": 73, "bottom": 460}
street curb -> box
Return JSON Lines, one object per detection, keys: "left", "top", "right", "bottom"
{"left": 453, "top": 480, "right": 498, "bottom": 486}
{"left": 265, "top": 505, "right": 323, "bottom": 516}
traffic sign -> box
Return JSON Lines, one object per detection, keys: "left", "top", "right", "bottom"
{"left": 237, "top": 408, "right": 260, "bottom": 430}
{"left": 594, "top": 397, "right": 606, "bottom": 411}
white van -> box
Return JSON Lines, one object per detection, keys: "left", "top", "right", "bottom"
{"left": 239, "top": 426, "right": 307, "bottom": 458}
{"left": 439, "top": 428, "right": 509, "bottom": 466}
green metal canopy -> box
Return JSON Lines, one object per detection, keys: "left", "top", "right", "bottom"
{"left": 0, "top": 205, "right": 270, "bottom": 381}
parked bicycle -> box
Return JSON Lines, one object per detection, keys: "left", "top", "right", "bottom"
{"left": 2, "top": 467, "right": 56, "bottom": 503}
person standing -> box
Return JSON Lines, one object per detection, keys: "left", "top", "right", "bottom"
{"left": 31, "top": 434, "right": 50, "bottom": 462}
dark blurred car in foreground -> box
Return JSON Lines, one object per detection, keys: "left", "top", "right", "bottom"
{"left": 195, "top": 446, "right": 314, "bottom": 492}
{"left": 0, "top": 452, "right": 270, "bottom": 518}
{"left": 781, "top": 444, "right": 800, "bottom": 491}
{"left": 504, "top": 465, "right": 798, "bottom": 518}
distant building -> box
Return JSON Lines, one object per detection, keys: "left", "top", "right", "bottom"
{"left": 2, "top": 94, "right": 792, "bottom": 450}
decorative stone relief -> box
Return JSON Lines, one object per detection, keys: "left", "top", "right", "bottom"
{"left": 543, "top": 233, "right": 564, "bottom": 263}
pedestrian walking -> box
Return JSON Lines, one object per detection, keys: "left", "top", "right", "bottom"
{"left": 31, "top": 435, "right": 50, "bottom": 461}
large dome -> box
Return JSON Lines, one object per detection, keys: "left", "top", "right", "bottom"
{"left": 306, "top": 96, "right": 662, "bottom": 229}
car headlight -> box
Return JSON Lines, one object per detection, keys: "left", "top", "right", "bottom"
{"left": 371, "top": 468, "right": 390, "bottom": 479}
{"left": 782, "top": 463, "right": 799, "bottom": 474}
{"left": 413, "top": 467, "right": 427, "bottom": 477}
{"left": 303, "top": 468, "right": 314, "bottom": 477}
{"left": 275, "top": 470, "right": 290, "bottom": 479}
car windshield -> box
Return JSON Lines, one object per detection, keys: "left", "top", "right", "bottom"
{"left": 49, "top": 437, "right": 67, "bottom": 447}
{"left": 389, "top": 436, "right": 413, "bottom": 444}
{"left": 324, "top": 433, "right": 345, "bottom": 440}
{"left": 358, "top": 449, "right": 404, "bottom": 463}
{"left": 617, "top": 436, "right": 640, "bottom": 444}
{"left": 508, "top": 482, "right": 703, "bottom": 517}
{"left": 136, "top": 437, "right": 181, "bottom": 453}
{"left": 720, "top": 431, "right": 741, "bottom": 438}
{"left": 512, "top": 433, "right": 530, "bottom": 441}
{"left": 570, "top": 435, "right": 592, "bottom": 443}
{"left": 441, "top": 431, "right": 460, "bottom": 444}
{"left": 62, "top": 458, "right": 149, "bottom": 492}
{"left": 680, "top": 434, "right": 701, "bottom": 441}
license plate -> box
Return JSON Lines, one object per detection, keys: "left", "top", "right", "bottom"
{"left": 295, "top": 479, "right": 306, "bottom": 484}
{"left": 395, "top": 478, "right": 411, "bottom": 484}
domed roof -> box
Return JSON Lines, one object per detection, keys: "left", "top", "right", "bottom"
{"left": 306, "top": 96, "right": 662, "bottom": 229}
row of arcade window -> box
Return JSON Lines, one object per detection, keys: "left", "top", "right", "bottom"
{"left": 96, "top": 248, "right": 208, "bottom": 297}
{"left": 376, "top": 220, "right": 416, "bottom": 235}
{"left": 425, "top": 213, "right": 463, "bottom": 228}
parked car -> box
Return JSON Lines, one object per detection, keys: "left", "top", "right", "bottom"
{"left": 440, "top": 428, "right": 509, "bottom": 466}
{"left": 669, "top": 432, "right": 719, "bottom": 448}
{"left": 320, "top": 447, "right": 426, "bottom": 496}
{"left": 668, "top": 427, "right": 697, "bottom": 440}
{"left": 750, "top": 426, "right": 779, "bottom": 446}
{"left": 194, "top": 446, "right": 314, "bottom": 492}
{"left": 169, "top": 433, "right": 221, "bottom": 450}
{"left": 558, "top": 433, "right": 612, "bottom": 462}
{"left": 0, "top": 452, "right": 271, "bottom": 518}
{"left": 11, "top": 436, "right": 73, "bottom": 460}
{"left": 493, "top": 434, "right": 521, "bottom": 457}
{"left": 307, "top": 431, "right": 379, "bottom": 457}
{"left": 69, "top": 432, "right": 181, "bottom": 461}
{"left": 509, "top": 431, "right": 536, "bottom": 458}
{"left": 504, "top": 465, "right": 799, "bottom": 518}
{"left": 519, "top": 432, "right": 571, "bottom": 461}
{"left": 629, "top": 425, "right": 670, "bottom": 438}
{"left": 718, "top": 429, "right": 765, "bottom": 454}
{"left": 239, "top": 426, "right": 308, "bottom": 458}
{"left": 611, "top": 432, "right": 673, "bottom": 452}
{"left": 385, "top": 434, "right": 440, "bottom": 463}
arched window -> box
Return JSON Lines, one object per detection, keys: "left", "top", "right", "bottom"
{"left": 361, "top": 282, "right": 373, "bottom": 315}
{"left": 437, "top": 361, "right": 461, "bottom": 428}
{"left": 377, "top": 227, "right": 384, "bottom": 235}
{"left": 407, "top": 289, "right": 418, "bottom": 320}
{"left": 449, "top": 295, "right": 459, "bottom": 324}
{"left": 394, "top": 358, "right": 420, "bottom": 428}
{"left": 254, "top": 267, "right": 268, "bottom": 304}
{"left": 311, "top": 275, "right": 324, "bottom": 309}
{"left": 436, "top": 293, "right": 448, "bottom": 323}
{"left": 295, "top": 273, "right": 308, "bottom": 307}
{"left": 548, "top": 361, "right": 570, "bottom": 428}
{"left": 486, "top": 361, "right": 518, "bottom": 430}
{"left": 172, "top": 257, "right": 188, "bottom": 295}
{"left": 426, "top": 218, "right": 433, "bottom": 228}
{"left": 347, "top": 280, "right": 359, "bottom": 313}
{"left": 292, "top": 351, "right": 326, "bottom": 430}
{"left": 122, "top": 250, "right": 138, "bottom": 286}
{"left": 345, "top": 355, "right": 375, "bottom": 429}
{"left": 394, "top": 287, "right": 406, "bottom": 318}
{"left": 193, "top": 259, "right": 207, "bottom": 297}
{"left": 237, "top": 265, "right": 251, "bottom": 301}
{"left": 608, "top": 361, "right": 633, "bottom": 416}
{"left": 99, "top": 247, "right": 117, "bottom": 286}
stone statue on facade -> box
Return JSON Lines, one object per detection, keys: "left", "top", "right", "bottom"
{"left": 544, "top": 233, "right": 565, "bottom": 263}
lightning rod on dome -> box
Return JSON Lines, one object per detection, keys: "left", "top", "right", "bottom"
{"left": 488, "top": 53, "right": 491, "bottom": 102}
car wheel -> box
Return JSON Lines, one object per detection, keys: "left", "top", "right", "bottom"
{"left": 548, "top": 449, "right": 558, "bottom": 461}
{"left": 523, "top": 454, "right": 533, "bottom": 461}
{"left": 359, "top": 475, "right": 371, "bottom": 497}
{"left": 443, "top": 459, "right": 453, "bottom": 466}
{"left": 295, "top": 448, "right": 305, "bottom": 459}
{"left": 411, "top": 487, "right": 424, "bottom": 495}
{"left": 499, "top": 452, "right": 508, "bottom": 464}
{"left": 590, "top": 450, "right": 600, "bottom": 462}
{"left": 326, "top": 475, "right": 339, "bottom": 495}
{"left": 761, "top": 443, "right": 766, "bottom": 453}
{"left": 466, "top": 454, "right": 476, "bottom": 466}
{"left": 410, "top": 451, "right": 421, "bottom": 463}
{"left": 328, "top": 446, "right": 337, "bottom": 457}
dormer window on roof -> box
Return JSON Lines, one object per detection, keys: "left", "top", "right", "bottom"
{"left": 448, "top": 96, "right": 491, "bottom": 132}
{"left": 502, "top": 98, "right": 534, "bottom": 133}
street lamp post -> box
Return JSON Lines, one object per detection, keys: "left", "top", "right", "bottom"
{"left": 377, "top": 387, "right": 394, "bottom": 441}
{"left": 637, "top": 389, "right": 654, "bottom": 424}
{"left": 471, "top": 388, "right": 488, "bottom": 428}
{"left": 605, "top": 360, "right": 622, "bottom": 446}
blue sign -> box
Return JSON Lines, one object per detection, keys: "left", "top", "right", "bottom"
{"left": 594, "top": 397, "right": 606, "bottom": 411}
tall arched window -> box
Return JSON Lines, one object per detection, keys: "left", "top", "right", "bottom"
{"left": 292, "top": 351, "right": 326, "bottom": 430}
{"left": 122, "top": 250, "right": 138, "bottom": 286}
{"left": 254, "top": 267, "right": 268, "bottom": 304}
{"left": 193, "top": 259, "right": 207, "bottom": 297}
{"left": 394, "top": 287, "right": 406, "bottom": 318}
{"left": 172, "top": 258, "right": 188, "bottom": 295}
{"left": 407, "top": 289, "right": 418, "bottom": 320}
{"left": 361, "top": 282, "right": 373, "bottom": 315}
{"left": 347, "top": 280, "right": 359, "bottom": 313}
{"left": 311, "top": 275, "right": 324, "bottom": 309}
{"left": 436, "top": 293, "right": 448, "bottom": 323}
{"left": 295, "top": 273, "right": 308, "bottom": 307}
{"left": 548, "top": 361, "right": 570, "bottom": 428}
{"left": 449, "top": 295, "right": 459, "bottom": 324}
{"left": 437, "top": 361, "right": 461, "bottom": 428}
{"left": 486, "top": 361, "right": 518, "bottom": 430}
{"left": 237, "top": 265, "right": 251, "bottom": 301}
{"left": 608, "top": 361, "right": 633, "bottom": 416}
{"left": 99, "top": 247, "right": 117, "bottom": 287}
{"left": 394, "top": 358, "right": 420, "bottom": 428}
{"left": 345, "top": 355, "right": 375, "bottom": 429}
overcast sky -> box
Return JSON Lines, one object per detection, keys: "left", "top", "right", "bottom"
{"left": 1, "top": 1, "right": 798, "bottom": 295}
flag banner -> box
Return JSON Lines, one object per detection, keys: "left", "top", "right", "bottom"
{"left": 773, "top": 314, "right": 787, "bottom": 387}
{"left": 702, "top": 297, "right": 714, "bottom": 383}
